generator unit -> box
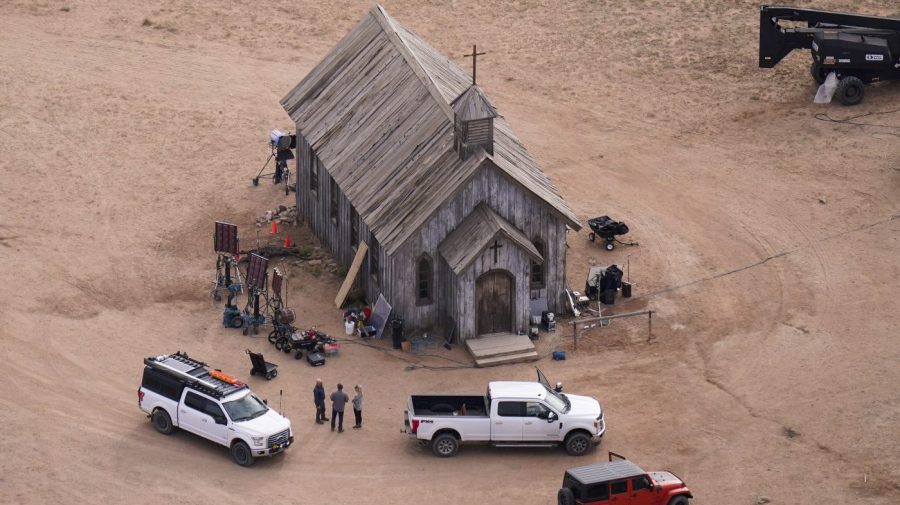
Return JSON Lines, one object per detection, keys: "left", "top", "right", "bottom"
{"left": 759, "top": 5, "right": 900, "bottom": 105}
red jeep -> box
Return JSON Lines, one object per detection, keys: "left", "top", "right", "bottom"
{"left": 558, "top": 453, "right": 692, "bottom": 505}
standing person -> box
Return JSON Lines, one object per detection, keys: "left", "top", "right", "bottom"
{"left": 313, "top": 379, "right": 328, "bottom": 424}
{"left": 330, "top": 383, "right": 350, "bottom": 433}
{"left": 352, "top": 385, "right": 363, "bottom": 429}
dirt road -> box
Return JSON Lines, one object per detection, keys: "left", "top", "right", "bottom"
{"left": 1, "top": 1, "right": 898, "bottom": 504}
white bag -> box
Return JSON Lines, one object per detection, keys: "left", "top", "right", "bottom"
{"left": 814, "top": 72, "right": 838, "bottom": 103}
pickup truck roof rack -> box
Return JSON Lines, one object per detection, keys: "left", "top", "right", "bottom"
{"left": 144, "top": 351, "right": 247, "bottom": 399}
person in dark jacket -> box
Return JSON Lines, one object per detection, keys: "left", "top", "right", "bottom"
{"left": 352, "top": 384, "right": 363, "bottom": 429}
{"left": 330, "top": 383, "right": 350, "bottom": 433}
{"left": 313, "top": 379, "right": 328, "bottom": 424}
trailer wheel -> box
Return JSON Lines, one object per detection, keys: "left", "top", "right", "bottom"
{"left": 564, "top": 431, "right": 592, "bottom": 456}
{"left": 810, "top": 62, "right": 828, "bottom": 85}
{"left": 588, "top": 232, "right": 596, "bottom": 242}
{"left": 230, "top": 316, "right": 244, "bottom": 329}
{"left": 605, "top": 241, "right": 615, "bottom": 251}
{"left": 231, "top": 441, "right": 255, "bottom": 467}
{"left": 558, "top": 488, "right": 575, "bottom": 505}
{"left": 432, "top": 433, "right": 459, "bottom": 457}
{"left": 295, "top": 350, "right": 303, "bottom": 360}
{"left": 151, "top": 409, "right": 174, "bottom": 435}
{"left": 268, "top": 330, "right": 279, "bottom": 344}
{"left": 836, "top": 76, "right": 864, "bottom": 106}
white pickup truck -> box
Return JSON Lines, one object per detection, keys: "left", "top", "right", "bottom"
{"left": 138, "top": 352, "right": 293, "bottom": 466}
{"left": 404, "top": 369, "right": 605, "bottom": 457}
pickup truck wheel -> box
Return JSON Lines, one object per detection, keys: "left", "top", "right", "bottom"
{"left": 231, "top": 441, "right": 255, "bottom": 467}
{"left": 432, "top": 433, "right": 459, "bottom": 457}
{"left": 667, "top": 496, "right": 689, "bottom": 505}
{"left": 564, "top": 432, "right": 591, "bottom": 456}
{"left": 151, "top": 409, "right": 173, "bottom": 435}
{"left": 557, "top": 487, "right": 575, "bottom": 505}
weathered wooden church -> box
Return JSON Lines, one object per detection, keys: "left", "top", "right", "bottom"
{"left": 280, "top": 5, "right": 580, "bottom": 344}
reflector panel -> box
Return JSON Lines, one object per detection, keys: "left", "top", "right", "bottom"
{"left": 246, "top": 254, "right": 269, "bottom": 290}
{"left": 214, "top": 222, "right": 239, "bottom": 254}
{"left": 271, "top": 269, "right": 283, "bottom": 299}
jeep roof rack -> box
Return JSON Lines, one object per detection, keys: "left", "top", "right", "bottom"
{"left": 565, "top": 459, "right": 646, "bottom": 485}
{"left": 144, "top": 351, "right": 247, "bottom": 399}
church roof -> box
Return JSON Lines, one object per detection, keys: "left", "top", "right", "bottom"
{"left": 280, "top": 5, "right": 581, "bottom": 253}
{"left": 439, "top": 203, "right": 543, "bottom": 276}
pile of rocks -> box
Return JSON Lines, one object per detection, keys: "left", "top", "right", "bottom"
{"left": 255, "top": 205, "right": 299, "bottom": 227}
{"left": 306, "top": 246, "right": 343, "bottom": 276}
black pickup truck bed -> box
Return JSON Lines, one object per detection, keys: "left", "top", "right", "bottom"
{"left": 410, "top": 395, "right": 487, "bottom": 416}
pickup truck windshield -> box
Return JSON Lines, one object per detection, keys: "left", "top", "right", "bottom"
{"left": 223, "top": 393, "right": 269, "bottom": 422}
{"left": 543, "top": 385, "right": 570, "bottom": 413}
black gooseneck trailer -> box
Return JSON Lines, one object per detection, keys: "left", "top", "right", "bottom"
{"left": 759, "top": 5, "right": 900, "bottom": 105}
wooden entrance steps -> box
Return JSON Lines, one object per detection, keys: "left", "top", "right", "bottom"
{"left": 466, "top": 333, "right": 539, "bottom": 367}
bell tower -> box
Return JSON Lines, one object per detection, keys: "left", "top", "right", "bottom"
{"left": 452, "top": 85, "right": 496, "bottom": 159}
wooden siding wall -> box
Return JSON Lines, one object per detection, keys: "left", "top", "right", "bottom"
{"left": 295, "top": 133, "right": 389, "bottom": 305}
{"left": 393, "top": 163, "right": 568, "bottom": 339}
{"left": 453, "top": 236, "right": 531, "bottom": 341}
{"left": 441, "top": 256, "right": 457, "bottom": 338}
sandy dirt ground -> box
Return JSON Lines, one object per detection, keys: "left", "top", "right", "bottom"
{"left": 1, "top": 1, "right": 898, "bottom": 504}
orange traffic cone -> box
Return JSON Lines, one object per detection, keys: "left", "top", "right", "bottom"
{"left": 284, "top": 234, "right": 292, "bottom": 248}
{"left": 271, "top": 220, "right": 278, "bottom": 234}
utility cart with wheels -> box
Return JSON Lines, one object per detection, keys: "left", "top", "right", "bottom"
{"left": 247, "top": 350, "right": 278, "bottom": 380}
{"left": 587, "top": 216, "right": 630, "bottom": 251}
{"left": 275, "top": 327, "right": 335, "bottom": 361}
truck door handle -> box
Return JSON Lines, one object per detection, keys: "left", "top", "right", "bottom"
{"left": 202, "top": 419, "right": 208, "bottom": 423}
{"left": 180, "top": 410, "right": 186, "bottom": 414}
{"left": 524, "top": 422, "right": 533, "bottom": 425}
{"left": 495, "top": 422, "right": 503, "bottom": 425}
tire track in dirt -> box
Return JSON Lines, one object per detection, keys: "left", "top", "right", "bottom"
{"left": 785, "top": 212, "right": 834, "bottom": 330}
{"left": 676, "top": 208, "right": 900, "bottom": 500}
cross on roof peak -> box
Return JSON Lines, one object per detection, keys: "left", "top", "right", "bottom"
{"left": 463, "top": 45, "right": 486, "bottom": 86}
